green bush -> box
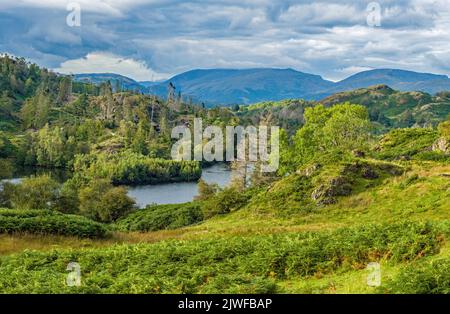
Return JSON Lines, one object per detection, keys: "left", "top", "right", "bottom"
{"left": 0, "top": 209, "right": 109, "bottom": 238}
{"left": 79, "top": 180, "right": 135, "bottom": 223}
{"left": 378, "top": 258, "right": 450, "bottom": 294}
{"left": 0, "top": 220, "right": 444, "bottom": 293}
{"left": 11, "top": 175, "right": 60, "bottom": 210}
{"left": 201, "top": 186, "right": 251, "bottom": 218}
{"left": 116, "top": 202, "right": 203, "bottom": 232}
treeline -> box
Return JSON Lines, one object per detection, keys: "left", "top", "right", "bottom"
{"left": 73, "top": 151, "right": 202, "bottom": 185}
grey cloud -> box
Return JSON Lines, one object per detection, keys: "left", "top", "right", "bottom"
{"left": 0, "top": 0, "right": 448, "bottom": 81}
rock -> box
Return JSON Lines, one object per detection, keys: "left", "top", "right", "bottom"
{"left": 352, "top": 150, "right": 366, "bottom": 158}
{"left": 361, "top": 166, "right": 379, "bottom": 179}
{"left": 432, "top": 137, "right": 449, "bottom": 154}
{"left": 297, "top": 163, "right": 321, "bottom": 177}
{"left": 311, "top": 176, "right": 352, "bottom": 205}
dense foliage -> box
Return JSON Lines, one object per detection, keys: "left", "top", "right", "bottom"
{"left": 73, "top": 151, "right": 202, "bottom": 185}
{"left": 1, "top": 55, "right": 449, "bottom": 294}
{"left": 116, "top": 202, "right": 203, "bottom": 232}
{"left": 0, "top": 209, "right": 109, "bottom": 238}
{"left": 0, "top": 175, "right": 136, "bottom": 223}
{"left": 378, "top": 258, "right": 450, "bottom": 294}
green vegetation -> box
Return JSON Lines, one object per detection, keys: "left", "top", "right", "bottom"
{"left": 379, "top": 258, "right": 450, "bottom": 294}
{"left": 0, "top": 220, "right": 444, "bottom": 293}
{"left": 0, "top": 175, "right": 136, "bottom": 223}
{"left": 375, "top": 128, "right": 439, "bottom": 160}
{"left": 321, "top": 85, "right": 450, "bottom": 129}
{"left": 78, "top": 180, "right": 135, "bottom": 223}
{"left": 0, "top": 209, "right": 109, "bottom": 238}
{"left": 73, "top": 151, "right": 201, "bottom": 185}
{"left": 0, "top": 55, "right": 449, "bottom": 294}
{"left": 116, "top": 202, "right": 203, "bottom": 232}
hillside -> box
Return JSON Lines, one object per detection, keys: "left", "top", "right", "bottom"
{"left": 74, "top": 73, "right": 147, "bottom": 93}
{"left": 1, "top": 115, "right": 449, "bottom": 293}
{"left": 320, "top": 85, "right": 450, "bottom": 128}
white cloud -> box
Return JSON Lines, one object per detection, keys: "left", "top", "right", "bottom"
{"left": 55, "top": 52, "right": 167, "bottom": 81}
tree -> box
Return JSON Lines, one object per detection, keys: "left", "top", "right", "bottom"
{"left": 131, "top": 121, "right": 149, "bottom": 155}
{"left": 438, "top": 115, "right": 450, "bottom": 140}
{"left": 56, "top": 76, "right": 72, "bottom": 104}
{"left": 79, "top": 179, "right": 135, "bottom": 222}
{"left": 68, "top": 92, "right": 88, "bottom": 116}
{"left": 21, "top": 89, "right": 52, "bottom": 129}
{"left": 289, "top": 103, "right": 372, "bottom": 169}
{"left": 97, "top": 187, "right": 135, "bottom": 222}
{"left": 11, "top": 175, "right": 61, "bottom": 210}
{"left": 194, "top": 179, "right": 218, "bottom": 201}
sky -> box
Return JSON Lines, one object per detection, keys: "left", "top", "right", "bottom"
{"left": 1, "top": 0, "right": 449, "bottom": 82}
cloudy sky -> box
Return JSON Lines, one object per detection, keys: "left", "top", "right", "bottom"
{"left": 1, "top": 0, "right": 449, "bottom": 81}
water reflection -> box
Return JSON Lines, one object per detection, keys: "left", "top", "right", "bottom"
{"left": 127, "top": 163, "right": 231, "bottom": 207}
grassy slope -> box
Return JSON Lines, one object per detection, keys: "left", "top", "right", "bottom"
{"left": 0, "top": 160, "right": 448, "bottom": 293}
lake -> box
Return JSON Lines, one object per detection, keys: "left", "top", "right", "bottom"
{"left": 2, "top": 163, "right": 232, "bottom": 208}
{"left": 128, "top": 163, "right": 232, "bottom": 207}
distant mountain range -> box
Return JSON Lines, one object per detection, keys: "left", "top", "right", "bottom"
{"left": 74, "top": 68, "right": 450, "bottom": 106}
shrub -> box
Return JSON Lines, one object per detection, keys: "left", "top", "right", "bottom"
{"left": 378, "top": 258, "right": 450, "bottom": 294}
{"left": 11, "top": 175, "right": 61, "bottom": 210}
{"left": 194, "top": 179, "right": 219, "bottom": 201}
{"left": 116, "top": 202, "right": 203, "bottom": 232}
{"left": 201, "top": 186, "right": 250, "bottom": 218}
{"left": 0, "top": 209, "right": 109, "bottom": 238}
{"left": 79, "top": 180, "right": 135, "bottom": 223}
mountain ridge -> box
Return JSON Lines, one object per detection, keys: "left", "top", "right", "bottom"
{"left": 74, "top": 68, "right": 450, "bottom": 106}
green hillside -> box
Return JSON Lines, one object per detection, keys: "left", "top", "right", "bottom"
{"left": 321, "top": 84, "right": 450, "bottom": 129}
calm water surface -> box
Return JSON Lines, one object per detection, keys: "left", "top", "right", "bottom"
{"left": 2, "top": 164, "right": 232, "bottom": 207}
{"left": 127, "top": 163, "right": 232, "bottom": 207}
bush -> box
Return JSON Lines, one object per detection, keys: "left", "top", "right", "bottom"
{"left": 0, "top": 220, "right": 443, "bottom": 293}
{"left": 79, "top": 180, "right": 135, "bottom": 223}
{"left": 201, "top": 186, "right": 250, "bottom": 218}
{"left": 116, "top": 202, "right": 203, "bottom": 232}
{"left": 378, "top": 258, "right": 450, "bottom": 294}
{"left": 11, "top": 175, "right": 61, "bottom": 210}
{"left": 0, "top": 209, "right": 109, "bottom": 238}
{"left": 194, "top": 179, "right": 219, "bottom": 201}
